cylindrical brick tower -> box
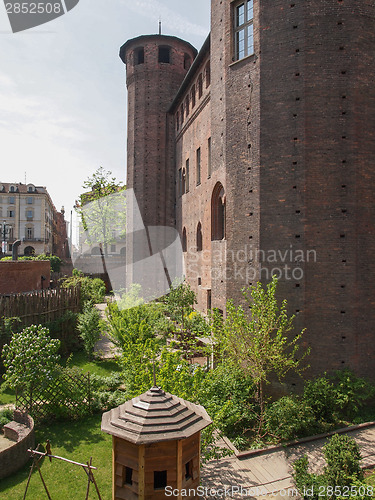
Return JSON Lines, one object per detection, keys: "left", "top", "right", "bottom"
{"left": 120, "top": 34, "right": 197, "bottom": 229}
{"left": 119, "top": 34, "right": 197, "bottom": 294}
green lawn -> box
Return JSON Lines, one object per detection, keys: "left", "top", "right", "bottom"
{"left": 64, "top": 351, "right": 121, "bottom": 377}
{"left": 0, "top": 414, "right": 112, "bottom": 500}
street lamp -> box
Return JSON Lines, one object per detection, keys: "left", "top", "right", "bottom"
{"left": 2, "top": 220, "right": 10, "bottom": 255}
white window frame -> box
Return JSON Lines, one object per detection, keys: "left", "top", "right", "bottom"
{"left": 234, "top": 0, "right": 254, "bottom": 61}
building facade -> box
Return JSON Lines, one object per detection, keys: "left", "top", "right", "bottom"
{"left": 121, "top": 0, "right": 375, "bottom": 381}
{"left": 0, "top": 182, "right": 68, "bottom": 259}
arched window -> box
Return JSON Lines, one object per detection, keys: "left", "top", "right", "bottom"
{"left": 182, "top": 227, "right": 187, "bottom": 252}
{"left": 205, "top": 61, "right": 211, "bottom": 87}
{"left": 198, "top": 74, "right": 203, "bottom": 98}
{"left": 24, "top": 246, "right": 35, "bottom": 256}
{"left": 211, "top": 183, "right": 226, "bottom": 241}
{"left": 196, "top": 222, "right": 203, "bottom": 252}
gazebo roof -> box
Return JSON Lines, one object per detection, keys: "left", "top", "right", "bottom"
{"left": 101, "top": 386, "right": 212, "bottom": 445}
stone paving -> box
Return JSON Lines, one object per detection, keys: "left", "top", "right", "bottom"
{"left": 201, "top": 424, "right": 375, "bottom": 499}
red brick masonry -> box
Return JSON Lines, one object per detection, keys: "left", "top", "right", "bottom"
{"left": 0, "top": 261, "right": 51, "bottom": 294}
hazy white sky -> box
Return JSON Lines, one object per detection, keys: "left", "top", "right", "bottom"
{"left": 0, "top": 0, "right": 210, "bottom": 237}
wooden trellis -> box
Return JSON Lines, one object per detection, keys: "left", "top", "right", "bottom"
{"left": 16, "top": 371, "right": 91, "bottom": 422}
{"left": 24, "top": 441, "right": 102, "bottom": 499}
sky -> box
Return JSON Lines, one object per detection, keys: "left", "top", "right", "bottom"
{"left": 0, "top": 0, "right": 210, "bottom": 241}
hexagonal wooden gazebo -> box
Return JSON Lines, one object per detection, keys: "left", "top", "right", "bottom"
{"left": 101, "top": 386, "right": 212, "bottom": 500}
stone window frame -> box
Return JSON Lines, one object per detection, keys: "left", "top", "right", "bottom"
{"left": 134, "top": 47, "right": 145, "bottom": 65}
{"left": 158, "top": 46, "right": 171, "bottom": 64}
{"left": 233, "top": 0, "right": 254, "bottom": 61}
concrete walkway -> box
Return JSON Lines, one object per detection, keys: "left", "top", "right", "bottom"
{"left": 201, "top": 424, "right": 375, "bottom": 499}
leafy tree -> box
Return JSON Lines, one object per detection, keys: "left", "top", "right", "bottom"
{"left": 214, "top": 275, "right": 309, "bottom": 435}
{"left": 75, "top": 167, "right": 126, "bottom": 258}
{"left": 2, "top": 325, "right": 60, "bottom": 410}
{"left": 164, "top": 279, "right": 197, "bottom": 330}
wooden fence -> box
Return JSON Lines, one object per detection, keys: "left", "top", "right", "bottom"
{"left": 0, "top": 287, "right": 80, "bottom": 328}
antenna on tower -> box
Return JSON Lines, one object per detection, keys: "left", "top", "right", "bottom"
{"left": 159, "top": 17, "right": 162, "bottom": 35}
{"left": 24, "top": 172, "right": 27, "bottom": 184}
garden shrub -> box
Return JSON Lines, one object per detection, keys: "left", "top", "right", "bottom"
{"left": 184, "top": 311, "right": 210, "bottom": 335}
{"left": 303, "top": 376, "right": 338, "bottom": 423}
{"left": 61, "top": 270, "right": 106, "bottom": 307}
{"left": 264, "top": 396, "right": 318, "bottom": 441}
{"left": 0, "top": 408, "right": 12, "bottom": 431}
{"left": 330, "top": 370, "right": 375, "bottom": 421}
{"left": 77, "top": 303, "right": 102, "bottom": 359}
{"left": 293, "top": 434, "right": 366, "bottom": 499}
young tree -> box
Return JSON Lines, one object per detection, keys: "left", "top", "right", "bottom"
{"left": 2, "top": 325, "right": 60, "bottom": 411}
{"left": 214, "top": 275, "right": 309, "bottom": 435}
{"left": 75, "top": 167, "right": 126, "bottom": 258}
{"left": 164, "top": 279, "right": 197, "bottom": 331}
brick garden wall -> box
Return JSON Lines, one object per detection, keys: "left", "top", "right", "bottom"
{"left": 0, "top": 261, "right": 50, "bottom": 294}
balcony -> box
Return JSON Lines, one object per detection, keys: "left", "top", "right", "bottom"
{"left": 23, "top": 237, "right": 44, "bottom": 243}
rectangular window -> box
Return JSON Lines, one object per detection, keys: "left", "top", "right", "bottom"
{"left": 185, "top": 96, "right": 189, "bottom": 117}
{"left": 234, "top": 0, "right": 254, "bottom": 61}
{"left": 181, "top": 104, "right": 184, "bottom": 124}
{"left": 9, "top": 196, "right": 15, "bottom": 204}
{"left": 124, "top": 466, "right": 133, "bottom": 486}
{"left": 176, "top": 111, "right": 180, "bottom": 130}
{"left": 135, "top": 47, "right": 144, "bottom": 65}
{"left": 207, "top": 137, "right": 212, "bottom": 178}
{"left": 154, "top": 470, "right": 167, "bottom": 490}
{"left": 8, "top": 210, "right": 14, "bottom": 218}
{"left": 186, "top": 159, "right": 190, "bottom": 193}
{"left": 178, "top": 168, "right": 182, "bottom": 196}
{"left": 158, "top": 47, "right": 170, "bottom": 63}
{"left": 196, "top": 148, "right": 201, "bottom": 186}
{"left": 111, "top": 244, "right": 116, "bottom": 253}
{"left": 26, "top": 227, "right": 33, "bottom": 239}
{"left": 26, "top": 210, "right": 33, "bottom": 219}
{"left": 27, "top": 197, "right": 33, "bottom": 204}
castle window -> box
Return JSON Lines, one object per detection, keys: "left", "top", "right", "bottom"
{"left": 182, "top": 169, "right": 186, "bottom": 195}
{"left": 182, "top": 227, "right": 187, "bottom": 252}
{"left": 197, "top": 222, "right": 203, "bottom": 252}
{"left": 181, "top": 103, "right": 184, "bottom": 124}
{"left": 135, "top": 47, "right": 144, "bottom": 65}
{"left": 198, "top": 74, "right": 203, "bottom": 98}
{"left": 196, "top": 147, "right": 201, "bottom": 185}
{"left": 154, "top": 470, "right": 167, "bottom": 490}
{"left": 158, "top": 46, "right": 170, "bottom": 63}
{"left": 234, "top": 0, "right": 254, "bottom": 61}
{"left": 186, "top": 159, "right": 190, "bottom": 193}
{"left": 205, "top": 61, "right": 211, "bottom": 87}
{"left": 176, "top": 111, "right": 180, "bottom": 130}
{"left": 184, "top": 53, "right": 192, "bottom": 69}
{"left": 191, "top": 85, "right": 196, "bottom": 108}
{"left": 185, "top": 95, "right": 190, "bottom": 117}
{"left": 178, "top": 168, "right": 183, "bottom": 196}
{"left": 207, "top": 137, "right": 212, "bottom": 178}
{"left": 211, "top": 182, "right": 226, "bottom": 241}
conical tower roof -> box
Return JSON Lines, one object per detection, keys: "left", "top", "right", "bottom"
{"left": 101, "top": 386, "right": 212, "bottom": 445}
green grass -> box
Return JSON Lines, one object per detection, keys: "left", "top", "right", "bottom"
{"left": 0, "top": 386, "right": 16, "bottom": 406}
{"left": 0, "top": 414, "right": 112, "bottom": 500}
{"left": 64, "top": 351, "right": 121, "bottom": 377}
